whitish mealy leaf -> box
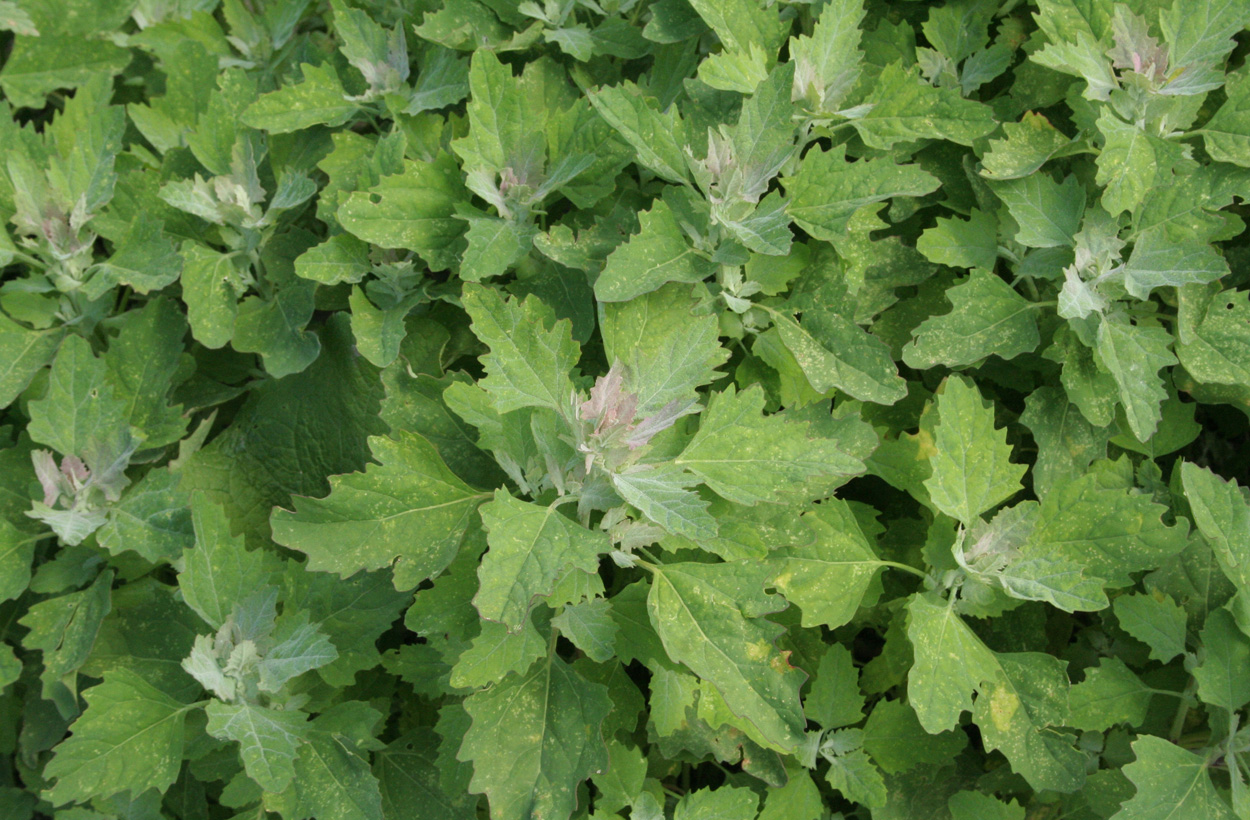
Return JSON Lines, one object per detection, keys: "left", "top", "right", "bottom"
{"left": 205, "top": 701, "right": 309, "bottom": 794}
{"left": 1112, "top": 735, "right": 1235, "bottom": 820}
{"left": 241, "top": 62, "right": 358, "bottom": 133}
{"left": 647, "top": 561, "right": 806, "bottom": 751}
{"left": 1068, "top": 658, "right": 1153, "bottom": 731}
{"left": 924, "top": 376, "right": 1025, "bottom": 525}
{"left": 906, "top": 593, "right": 1000, "bottom": 733}
{"left": 20, "top": 569, "right": 113, "bottom": 708}
{"left": 375, "top": 729, "right": 478, "bottom": 820}
{"left": 916, "top": 208, "right": 998, "bottom": 271}
{"left": 595, "top": 199, "right": 715, "bottom": 302}
{"left": 992, "top": 173, "right": 1085, "bottom": 248}
{"left": 1023, "top": 465, "right": 1188, "bottom": 587}
{"left": 784, "top": 145, "right": 939, "bottom": 242}
{"left": 612, "top": 463, "right": 717, "bottom": 541}
{"left": 997, "top": 554, "right": 1109, "bottom": 613}
{"left": 1095, "top": 317, "right": 1177, "bottom": 442}
{"left": 601, "top": 283, "right": 729, "bottom": 414}
{"left": 462, "top": 285, "right": 580, "bottom": 416}
{"left": 271, "top": 432, "right": 489, "bottom": 591}
{"left": 97, "top": 466, "right": 193, "bottom": 564}
{"left": 476, "top": 493, "right": 607, "bottom": 630}
{"left": 459, "top": 654, "right": 610, "bottom": 820}
{"left": 765, "top": 308, "right": 908, "bottom": 405}
{"left": 980, "top": 112, "right": 1074, "bottom": 180}
{"left": 850, "top": 62, "right": 997, "bottom": 149}
{"left": 1195, "top": 607, "right": 1250, "bottom": 711}
{"left": 903, "top": 270, "right": 1041, "bottom": 369}
{"left": 552, "top": 598, "right": 618, "bottom": 663}
{"left": 179, "top": 493, "right": 270, "bottom": 630}
{"left": 44, "top": 669, "right": 199, "bottom": 806}
{"left": 771, "top": 501, "right": 888, "bottom": 630}
{"left": 338, "top": 155, "right": 468, "bottom": 271}
{"left": 1114, "top": 592, "right": 1188, "bottom": 662}
{"left": 790, "top": 0, "right": 865, "bottom": 111}
{"left": 257, "top": 613, "right": 339, "bottom": 693}
{"left": 972, "top": 653, "right": 1085, "bottom": 793}
{"left": 1181, "top": 461, "right": 1250, "bottom": 590}
{"left": 1122, "top": 232, "right": 1228, "bottom": 300}
{"left": 675, "top": 385, "right": 862, "bottom": 505}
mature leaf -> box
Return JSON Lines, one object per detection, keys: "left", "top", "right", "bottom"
{"left": 27, "top": 335, "right": 130, "bottom": 461}
{"left": 916, "top": 209, "right": 998, "bottom": 271}
{"left": 1068, "top": 658, "right": 1153, "bottom": 731}
{"left": 205, "top": 701, "right": 309, "bottom": 793}
{"left": 924, "top": 376, "right": 1026, "bottom": 525}
{"left": 980, "top": 112, "right": 1074, "bottom": 180}
{"left": 596, "top": 200, "right": 715, "bottom": 302}
{"left": 851, "top": 63, "right": 997, "bottom": 148}
{"left": 20, "top": 569, "right": 113, "bottom": 708}
{"left": 1181, "top": 461, "right": 1250, "bottom": 589}
{"left": 287, "top": 728, "right": 385, "bottom": 820}
{"left": 179, "top": 493, "right": 269, "bottom": 630}
{"left": 1095, "top": 317, "right": 1177, "bottom": 442}
{"left": 903, "top": 270, "right": 1041, "bottom": 369}
{"left": 1114, "top": 592, "right": 1188, "bottom": 662}
{"left": 1112, "top": 735, "right": 1235, "bottom": 820}
{"left": 460, "top": 654, "right": 611, "bottom": 820}
{"left": 241, "top": 63, "right": 358, "bottom": 133}
{"left": 612, "top": 463, "right": 717, "bottom": 541}
{"left": 588, "top": 82, "right": 690, "bottom": 183}
{"left": 551, "top": 598, "right": 618, "bottom": 663}
{"left": 44, "top": 669, "right": 198, "bottom": 806}
{"left": 907, "top": 593, "right": 1000, "bottom": 733}
{"left": 1194, "top": 607, "right": 1250, "bottom": 711}
{"left": 374, "top": 730, "right": 479, "bottom": 820}
{"left": 271, "top": 432, "right": 489, "bottom": 590}
{"left": 1176, "top": 283, "right": 1250, "bottom": 388}
{"left": 648, "top": 561, "right": 806, "bottom": 751}
{"left": 766, "top": 309, "right": 908, "bottom": 405}
{"left": 992, "top": 173, "right": 1085, "bottom": 248}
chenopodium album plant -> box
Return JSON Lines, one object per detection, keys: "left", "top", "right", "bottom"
{"left": 3, "top": 0, "right": 1250, "bottom": 818}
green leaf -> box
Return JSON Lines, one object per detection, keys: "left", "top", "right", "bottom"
{"left": 374, "top": 729, "right": 478, "bottom": 820}
{"left": 96, "top": 466, "right": 193, "bottom": 564}
{"left": 612, "top": 462, "right": 717, "bottom": 541}
{"left": 552, "top": 598, "right": 618, "bottom": 663}
{"left": 916, "top": 208, "right": 998, "bottom": 271}
{"left": 588, "top": 82, "right": 690, "bottom": 184}
{"left": 595, "top": 199, "right": 715, "bottom": 302}
{"left": 348, "top": 286, "right": 413, "bottom": 368}
{"left": 992, "top": 173, "right": 1085, "bottom": 248}
{"left": 1068, "top": 658, "right": 1153, "bottom": 731}
{"left": 338, "top": 155, "right": 468, "bottom": 270}
{"left": 765, "top": 308, "right": 908, "bottom": 405}
{"left": 771, "top": 501, "right": 888, "bottom": 629}
{"left": 476, "top": 492, "right": 607, "bottom": 629}
{"left": 1019, "top": 386, "right": 1112, "bottom": 500}
{"left": 450, "top": 616, "right": 547, "bottom": 689}
{"left": 0, "top": 36, "right": 131, "bottom": 110}
{"left": 1180, "top": 461, "right": 1250, "bottom": 590}
{"left": 980, "top": 111, "right": 1075, "bottom": 181}
{"left": 862, "top": 698, "right": 967, "bottom": 774}
{"left": 906, "top": 593, "right": 1000, "bottom": 733}
{"left": 241, "top": 62, "right": 359, "bottom": 133}
{"left": 180, "top": 243, "right": 239, "bottom": 350}
{"left": 1194, "top": 607, "right": 1250, "bottom": 711}
{"left": 460, "top": 215, "right": 536, "bottom": 283}
{"left": 1095, "top": 317, "right": 1177, "bottom": 442}
{"left": 686, "top": 0, "right": 785, "bottom": 53}
{"left": 86, "top": 213, "right": 183, "bottom": 298}
{"left": 460, "top": 654, "right": 611, "bottom": 820}
{"left": 44, "top": 669, "right": 199, "bottom": 806}
{"left": 675, "top": 385, "right": 862, "bottom": 505}
{"left": 462, "top": 284, "right": 580, "bottom": 416}
{"left": 924, "top": 376, "right": 1025, "bottom": 525}
{"left": 1096, "top": 110, "right": 1187, "bottom": 218}
{"left": 1122, "top": 233, "right": 1228, "bottom": 300}
{"left": 294, "top": 234, "right": 371, "bottom": 285}
{"left": 453, "top": 51, "right": 548, "bottom": 181}
{"left": 103, "top": 297, "right": 188, "bottom": 448}
{"left": 851, "top": 62, "right": 997, "bottom": 149}
{"left": 287, "top": 728, "right": 384, "bottom": 820}
{"left": 1113, "top": 735, "right": 1235, "bottom": 820}
{"left": 903, "top": 270, "right": 1041, "bottom": 369}
{"left": 949, "top": 791, "right": 1025, "bottom": 820}
{"left": 0, "top": 516, "right": 37, "bottom": 603}
{"left": 784, "top": 145, "right": 939, "bottom": 242}
{"left": 20, "top": 569, "right": 113, "bottom": 709}
{"left": 0, "top": 313, "right": 62, "bottom": 408}
{"left": 1113, "top": 592, "right": 1188, "bottom": 662}
{"left": 179, "top": 493, "right": 270, "bottom": 630}
{"left": 647, "top": 561, "right": 806, "bottom": 751}
{"left": 698, "top": 43, "right": 769, "bottom": 94}
{"left": 257, "top": 612, "right": 339, "bottom": 692}
{"left": 1176, "top": 283, "right": 1250, "bottom": 388}
{"left": 1201, "top": 65, "right": 1250, "bottom": 166}
{"left": 807, "top": 644, "right": 865, "bottom": 730}
{"left": 271, "top": 432, "right": 489, "bottom": 590}
{"left": 204, "top": 700, "right": 309, "bottom": 793}
{"left": 27, "top": 335, "right": 130, "bottom": 461}
{"left": 790, "top": 0, "right": 865, "bottom": 112}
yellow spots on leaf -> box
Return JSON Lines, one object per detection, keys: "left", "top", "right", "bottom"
{"left": 989, "top": 685, "right": 1020, "bottom": 733}
{"left": 745, "top": 641, "right": 770, "bottom": 662}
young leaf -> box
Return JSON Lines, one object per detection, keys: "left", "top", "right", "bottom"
{"left": 204, "top": 701, "right": 309, "bottom": 794}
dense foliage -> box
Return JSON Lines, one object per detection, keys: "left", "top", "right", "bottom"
{"left": 1, "top": 0, "right": 1250, "bottom": 818}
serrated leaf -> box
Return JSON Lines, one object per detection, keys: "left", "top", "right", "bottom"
{"left": 784, "top": 145, "right": 939, "bottom": 241}
{"left": 241, "top": 62, "right": 358, "bottom": 133}
{"left": 462, "top": 284, "right": 580, "bottom": 416}
{"left": 288, "top": 728, "right": 384, "bottom": 820}
{"left": 588, "top": 82, "right": 689, "bottom": 184}
{"left": 552, "top": 598, "right": 618, "bottom": 663}
{"left": 205, "top": 701, "right": 309, "bottom": 794}
{"left": 27, "top": 335, "right": 130, "bottom": 461}
{"left": 647, "top": 561, "right": 806, "bottom": 751}
{"left": 460, "top": 654, "right": 610, "bottom": 820}
{"left": 924, "top": 376, "right": 1025, "bottom": 525}
{"left": 949, "top": 791, "right": 1025, "bottom": 820}
{"left": 906, "top": 593, "right": 1000, "bottom": 733}
{"left": 916, "top": 208, "right": 998, "bottom": 271}
{"left": 1096, "top": 110, "right": 1188, "bottom": 218}
{"left": 1068, "top": 658, "right": 1153, "bottom": 730}
{"left": 1180, "top": 461, "right": 1250, "bottom": 590}
{"left": 612, "top": 462, "right": 716, "bottom": 541}
{"left": 771, "top": 501, "right": 888, "bottom": 629}
{"left": 180, "top": 243, "right": 238, "bottom": 350}
{"left": 862, "top": 698, "right": 967, "bottom": 774}
{"left": 271, "top": 432, "right": 489, "bottom": 590}
{"left": 20, "top": 569, "right": 113, "bottom": 709}
{"left": 903, "top": 270, "right": 1041, "bottom": 369}
{"left": 179, "top": 493, "right": 269, "bottom": 630}
{"left": 595, "top": 199, "right": 715, "bottom": 302}
{"left": 375, "top": 729, "right": 478, "bottom": 820}
{"left": 44, "top": 669, "right": 198, "bottom": 806}
{"left": 980, "top": 112, "right": 1074, "bottom": 180}
{"left": 294, "top": 234, "right": 371, "bottom": 285}
{"left": 992, "top": 173, "right": 1085, "bottom": 248}
{"left": 1095, "top": 317, "right": 1177, "bottom": 442}
{"left": 0, "top": 313, "right": 62, "bottom": 408}
{"left": 1114, "top": 592, "right": 1188, "bottom": 662}
{"left": 1112, "top": 735, "right": 1235, "bottom": 820}
{"left": 257, "top": 613, "right": 339, "bottom": 693}
{"left": 1194, "top": 607, "right": 1250, "bottom": 711}
{"left": 1176, "top": 283, "right": 1250, "bottom": 388}
{"left": 765, "top": 308, "right": 907, "bottom": 405}
{"left": 97, "top": 466, "right": 193, "bottom": 564}
{"left": 807, "top": 644, "right": 865, "bottom": 730}
{"left": 675, "top": 385, "right": 862, "bottom": 505}
{"left": 851, "top": 62, "right": 997, "bottom": 149}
